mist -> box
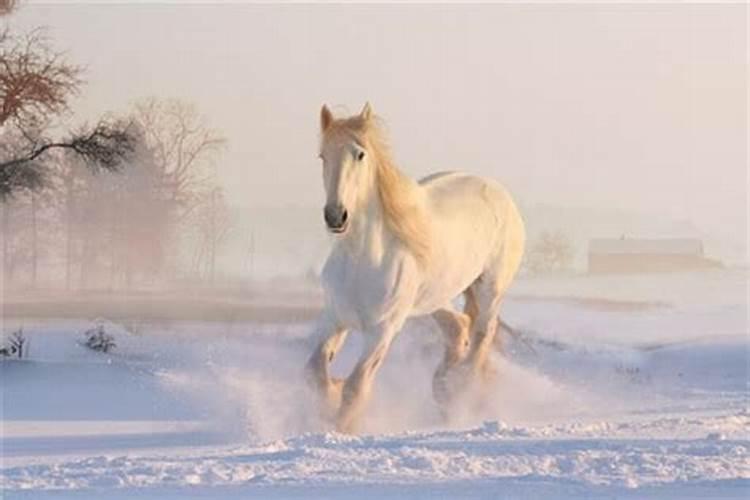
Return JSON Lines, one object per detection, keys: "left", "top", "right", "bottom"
{"left": 2, "top": 4, "right": 749, "bottom": 495}
{"left": 5, "top": 2, "right": 746, "bottom": 282}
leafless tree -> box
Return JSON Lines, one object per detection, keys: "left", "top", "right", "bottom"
{"left": 50, "top": 128, "right": 171, "bottom": 291}
{"left": 131, "top": 98, "right": 225, "bottom": 220}
{"left": 1, "top": 120, "right": 136, "bottom": 196}
{"left": 0, "top": 28, "right": 81, "bottom": 128}
{"left": 525, "top": 230, "right": 575, "bottom": 275}
{"left": 1, "top": 6, "right": 227, "bottom": 291}
{"left": 0, "top": 0, "right": 17, "bottom": 17}
{"left": 0, "top": 24, "right": 135, "bottom": 198}
{"left": 189, "top": 187, "right": 233, "bottom": 284}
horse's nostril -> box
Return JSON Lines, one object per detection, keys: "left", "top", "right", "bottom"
{"left": 324, "top": 204, "right": 347, "bottom": 230}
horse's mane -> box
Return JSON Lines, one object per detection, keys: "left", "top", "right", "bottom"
{"left": 323, "top": 114, "right": 431, "bottom": 267}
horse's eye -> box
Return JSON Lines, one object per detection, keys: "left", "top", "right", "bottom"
{"left": 357, "top": 151, "right": 365, "bottom": 161}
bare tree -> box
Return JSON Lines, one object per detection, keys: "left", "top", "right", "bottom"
{"left": 1, "top": 194, "right": 28, "bottom": 286}
{"left": 49, "top": 128, "right": 171, "bottom": 291}
{"left": 1, "top": 6, "right": 227, "bottom": 291}
{"left": 0, "top": 28, "right": 81, "bottom": 127}
{"left": 1, "top": 120, "right": 136, "bottom": 195}
{"left": 525, "top": 230, "right": 575, "bottom": 275}
{"left": 131, "top": 98, "right": 225, "bottom": 220}
{"left": 0, "top": 24, "right": 135, "bottom": 198}
{"left": 0, "top": 0, "right": 17, "bottom": 17}
{"left": 189, "top": 187, "right": 232, "bottom": 284}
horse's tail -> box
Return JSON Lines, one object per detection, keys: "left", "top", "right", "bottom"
{"left": 498, "top": 317, "right": 518, "bottom": 337}
{"left": 496, "top": 316, "right": 537, "bottom": 355}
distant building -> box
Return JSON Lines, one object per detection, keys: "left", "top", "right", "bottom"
{"left": 588, "top": 238, "right": 721, "bottom": 274}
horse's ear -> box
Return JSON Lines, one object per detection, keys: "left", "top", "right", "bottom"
{"left": 320, "top": 105, "right": 333, "bottom": 131}
{"left": 360, "top": 102, "right": 374, "bottom": 121}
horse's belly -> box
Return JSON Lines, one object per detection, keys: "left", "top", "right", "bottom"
{"left": 414, "top": 278, "right": 491, "bottom": 317}
{"left": 411, "top": 179, "right": 502, "bottom": 315}
{"left": 411, "top": 288, "right": 461, "bottom": 316}
{"left": 411, "top": 265, "right": 481, "bottom": 316}
{"left": 411, "top": 244, "right": 487, "bottom": 315}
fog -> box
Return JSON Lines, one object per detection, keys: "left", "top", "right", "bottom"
{"left": 2, "top": 6, "right": 749, "bottom": 489}
{"left": 4, "top": 2, "right": 747, "bottom": 282}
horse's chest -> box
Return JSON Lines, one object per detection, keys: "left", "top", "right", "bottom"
{"left": 321, "top": 252, "right": 415, "bottom": 330}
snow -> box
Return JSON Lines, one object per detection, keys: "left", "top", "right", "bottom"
{"left": 1, "top": 269, "right": 748, "bottom": 498}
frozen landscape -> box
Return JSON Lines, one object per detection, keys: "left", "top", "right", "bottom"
{"left": 1, "top": 269, "right": 747, "bottom": 499}
{"left": 2, "top": 2, "right": 746, "bottom": 498}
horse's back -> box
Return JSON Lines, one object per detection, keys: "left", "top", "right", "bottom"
{"left": 411, "top": 171, "right": 525, "bottom": 314}
{"left": 419, "top": 171, "right": 519, "bottom": 225}
{"left": 418, "top": 171, "right": 462, "bottom": 186}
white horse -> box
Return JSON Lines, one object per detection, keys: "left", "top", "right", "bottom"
{"left": 306, "top": 103, "right": 525, "bottom": 433}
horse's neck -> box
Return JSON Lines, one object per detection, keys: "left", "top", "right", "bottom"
{"left": 338, "top": 189, "right": 391, "bottom": 265}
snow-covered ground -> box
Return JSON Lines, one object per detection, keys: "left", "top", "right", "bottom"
{"left": 1, "top": 269, "right": 748, "bottom": 498}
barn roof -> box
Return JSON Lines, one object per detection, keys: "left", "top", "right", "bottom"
{"left": 589, "top": 238, "right": 703, "bottom": 255}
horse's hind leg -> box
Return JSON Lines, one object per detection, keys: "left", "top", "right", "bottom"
{"left": 431, "top": 304, "right": 472, "bottom": 411}
{"left": 465, "top": 275, "right": 509, "bottom": 382}
{"left": 466, "top": 217, "right": 524, "bottom": 381}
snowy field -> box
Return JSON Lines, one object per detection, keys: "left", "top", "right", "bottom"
{"left": 1, "top": 269, "right": 748, "bottom": 499}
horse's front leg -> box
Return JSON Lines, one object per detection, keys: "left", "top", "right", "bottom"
{"left": 305, "top": 311, "right": 349, "bottom": 421}
{"left": 336, "top": 322, "right": 399, "bottom": 434}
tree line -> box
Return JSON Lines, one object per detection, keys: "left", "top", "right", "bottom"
{"left": 1, "top": 4, "right": 233, "bottom": 291}
{"left": 2, "top": 98, "right": 234, "bottom": 291}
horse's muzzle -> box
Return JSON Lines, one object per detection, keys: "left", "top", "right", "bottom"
{"left": 324, "top": 204, "right": 348, "bottom": 233}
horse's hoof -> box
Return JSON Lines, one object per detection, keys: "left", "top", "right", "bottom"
{"left": 334, "top": 412, "right": 361, "bottom": 435}
{"left": 326, "top": 377, "right": 344, "bottom": 411}
{"left": 435, "top": 357, "right": 499, "bottom": 402}
{"left": 432, "top": 363, "right": 472, "bottom": 414}
{"left": 309, "top": 377, "right": 345, "bottom": 425}
{"left": 480, "top": 363, "right": 499, "bottom": 385}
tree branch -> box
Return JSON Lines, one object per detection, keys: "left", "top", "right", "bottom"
{"left": 0, "top": 120, "right": 136, "bottom": 199}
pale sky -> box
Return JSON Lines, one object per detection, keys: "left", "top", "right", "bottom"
{"left": 5, "top": 2, "right": 748, "bottom": 262}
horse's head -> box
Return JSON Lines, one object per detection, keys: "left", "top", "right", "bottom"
{"left": 318, "top": 102, "right": 377, "bottom": 235}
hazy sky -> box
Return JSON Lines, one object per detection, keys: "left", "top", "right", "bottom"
{"left": 6, "top": 2, "right": 748, "bottom": 254}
